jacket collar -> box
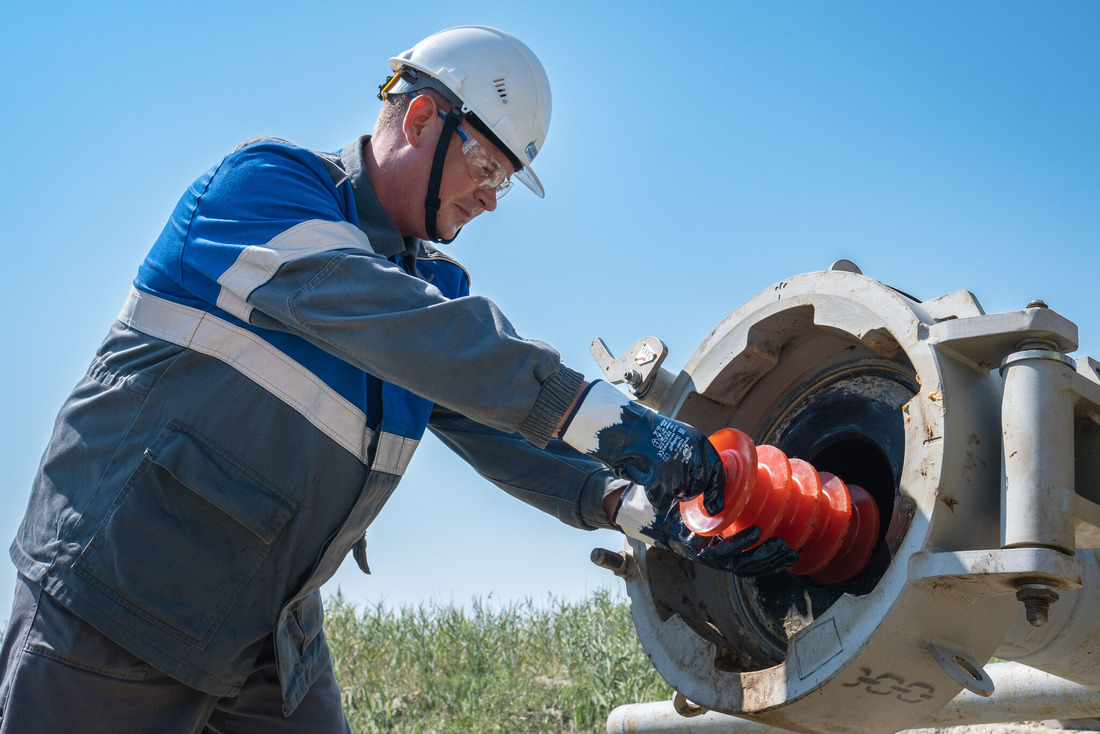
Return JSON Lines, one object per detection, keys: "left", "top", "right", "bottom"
{"left": 341, "top": 135, "right": 421, "bottom": 259}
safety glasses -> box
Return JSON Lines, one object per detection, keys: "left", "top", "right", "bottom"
{"left": 437, "top": 111, "right": 513, "bottom": 198}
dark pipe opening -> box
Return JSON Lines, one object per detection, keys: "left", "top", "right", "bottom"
{"left": 808, "top": 436, "right": 896, "bottom": 550}
{"left": 731, "top": 369, "right": 917, "bottom": 652}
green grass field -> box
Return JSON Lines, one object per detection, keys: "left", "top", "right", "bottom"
{"left": 326, "top": 588, "right": 671, "bottom": 733}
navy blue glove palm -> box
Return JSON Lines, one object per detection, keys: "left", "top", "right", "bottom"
{"left": 609, "top": 484, "right": 799, "bottom": 576}
{"left": 653, "top": 508, "right": 799, "bottom": 576}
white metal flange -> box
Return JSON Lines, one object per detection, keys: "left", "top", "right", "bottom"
{"left": 618, "top": 267, "right": 1082, "bottom": 734}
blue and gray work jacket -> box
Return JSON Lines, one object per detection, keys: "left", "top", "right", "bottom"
{"left": 11, "top": 136, "right": 623, "bottom": 714}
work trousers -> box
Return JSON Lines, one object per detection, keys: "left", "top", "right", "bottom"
{"left": 0, "top": 574, "right": 351, "bottom": 734}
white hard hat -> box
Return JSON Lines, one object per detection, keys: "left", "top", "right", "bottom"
{"left": 384, "top": 26, "right": 552, "bottom": 198}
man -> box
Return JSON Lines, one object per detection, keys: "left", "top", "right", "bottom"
{"left": 0, "top": 26, "right": 794, "bottom": 732}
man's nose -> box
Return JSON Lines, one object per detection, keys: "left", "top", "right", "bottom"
{"left": 475, "top": 186, "right": 498, "bottom": 213}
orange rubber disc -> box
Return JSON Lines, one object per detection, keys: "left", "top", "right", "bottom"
{"left": 770, "top": 455, "right": 820, "bottom": 552}
{"left": 789, "top": 472, "right": 852, "bottom": 575}
{"left": 809, "top": 484, "right": 880, "bottom": 585}
{"left": 680, "top": 428, "right": 756, "bottom": 536}
{"left": 722, "top": 444, "right": 790, "bottom": 543}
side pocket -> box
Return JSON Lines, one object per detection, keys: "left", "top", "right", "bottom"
{"left": 73, "top": 420, "right": 298, "bottom": 648}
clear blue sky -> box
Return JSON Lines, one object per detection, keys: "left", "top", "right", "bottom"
{"left": 2, "top": 2, "right": 1098, "bottom": 624}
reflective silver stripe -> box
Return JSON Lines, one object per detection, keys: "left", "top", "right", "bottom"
{"left": 373, "top": 433, "right": 419, "bottom": 476}
{"left": 118, "top": 287, "right": 405, "bottom": 468}
{"left": 216, "top": 219, "right": 373, "bottom": 322}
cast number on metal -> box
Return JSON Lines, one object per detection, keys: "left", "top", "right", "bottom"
{"left": 841, "top": 667, "right": 935, "bottom": 704}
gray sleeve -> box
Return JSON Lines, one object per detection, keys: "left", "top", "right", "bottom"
{"left": 428, "top": 405, "right": 626, "bottom": 531}
{"left": 246, "top": 245, "right": 583, "bottom": 447}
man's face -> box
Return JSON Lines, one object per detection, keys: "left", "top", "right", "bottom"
{"left": 430, "top": 118, "right": 515, "bottom": 241}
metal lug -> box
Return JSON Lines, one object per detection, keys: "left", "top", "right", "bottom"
{"left": 589, "top": 336, "right": 672, "bottom": 406}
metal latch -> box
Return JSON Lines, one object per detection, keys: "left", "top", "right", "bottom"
{"left": 589, "top": 336, "right": 674, "bottom": 408}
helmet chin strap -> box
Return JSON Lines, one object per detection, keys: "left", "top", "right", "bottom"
{"left": 424, "top": 106, "right": 464, "bottom": 244}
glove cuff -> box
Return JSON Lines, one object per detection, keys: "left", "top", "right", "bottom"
{"left": 611, "top": 483, "right": 660, "bottom": 544}
{"left": 560, "top": 380, "right": 633, "bottom": 456}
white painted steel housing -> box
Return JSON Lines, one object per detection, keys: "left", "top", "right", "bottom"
{"left": 608, "top": 264, "right": 1100, "bottom": 734}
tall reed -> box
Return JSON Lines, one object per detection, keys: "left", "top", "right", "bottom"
{"left": 326, "top": 588, "right": 671, "bottom": 733}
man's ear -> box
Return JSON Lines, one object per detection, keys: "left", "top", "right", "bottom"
{"left": 403, "top": 95, "right": 438, "bottom": 148}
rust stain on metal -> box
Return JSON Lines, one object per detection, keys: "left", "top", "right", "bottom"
{"left": 961, "top": 449, "right": 987, "bottom": 483}
{"left": 940, "top": 495, "right": 960, "bottom": 512}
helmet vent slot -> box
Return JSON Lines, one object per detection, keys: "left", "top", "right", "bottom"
{"left": 493, "top": 77, "right": 508, "bottom": 101}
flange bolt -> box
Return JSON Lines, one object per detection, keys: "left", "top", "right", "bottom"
{"left": 1016, "top": 581, "right": 1059, "bottom": 627}
{"left": 591, "top": 547, "right": 635, "bottom": 579}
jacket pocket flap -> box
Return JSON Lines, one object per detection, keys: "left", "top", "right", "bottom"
{"left": 145, "top": 420, "right": 296, "bottom": 544}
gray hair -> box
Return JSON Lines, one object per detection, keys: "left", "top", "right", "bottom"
{"left": 374, "top": 87, "right": 454, "bottom": 139}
